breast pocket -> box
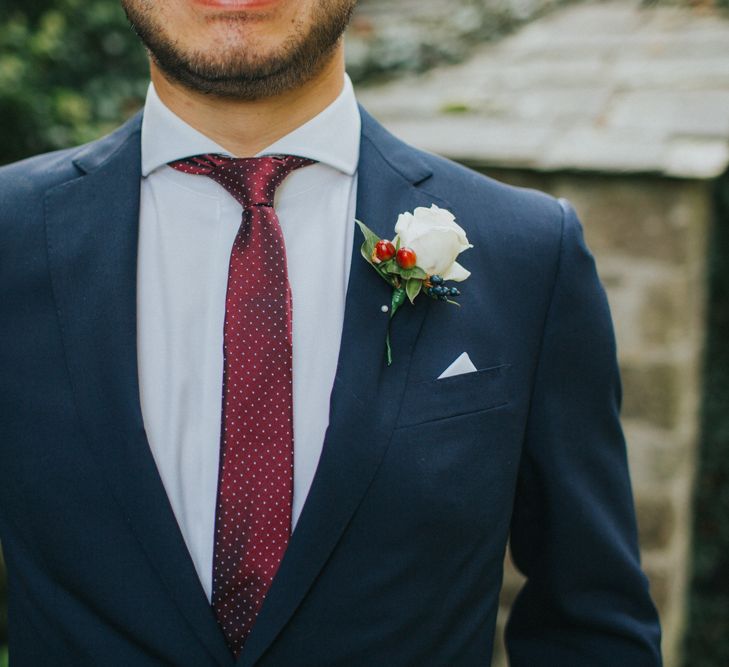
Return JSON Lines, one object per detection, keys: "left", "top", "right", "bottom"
{"left": 396, "top": 364, "right": 511, "bottom": 428}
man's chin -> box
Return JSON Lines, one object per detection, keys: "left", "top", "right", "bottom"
{"left": 124, "top": 0, "right": 354, "bottom": 100}
{"left": 152, "top": 50, "right": 330, "bottom": 101}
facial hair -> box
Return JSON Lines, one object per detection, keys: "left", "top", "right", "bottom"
{"left": 120, "top": 0, "right": 356, "bottom": 100}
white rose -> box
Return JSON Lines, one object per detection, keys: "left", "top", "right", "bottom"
{"left": 393, "top": 204, "right": 472, "bottom": 281}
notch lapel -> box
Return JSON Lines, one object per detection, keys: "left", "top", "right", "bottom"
{"left": 238, "top": 109, "right": 451, "bottom": 667}
{"left": 44, "top": 116, "right": 233, "bottom": 667}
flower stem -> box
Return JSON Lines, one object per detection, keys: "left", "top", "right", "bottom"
{"left": 385, "top": 287, "right": 407, "bottom": 366}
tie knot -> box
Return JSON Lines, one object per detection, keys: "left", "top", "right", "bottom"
{"left": 169, "top": 153, "right": 317, "bottom": 207}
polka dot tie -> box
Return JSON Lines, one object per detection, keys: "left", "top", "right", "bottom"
{"left": 169, "top": 153, "right": 316, "bottom": 657}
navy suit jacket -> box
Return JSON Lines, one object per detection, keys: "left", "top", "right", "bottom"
{"left": 0, "top": 107, "right": 661, "bottom": 666}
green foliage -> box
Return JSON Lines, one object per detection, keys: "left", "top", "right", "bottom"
{"left": 684, "top": 173, "right": 729, "bottom": 666}
{"left": 0, "top": 0, "right": 148, "bottom": 165}
{"left": 405, "top": 277, "right": 422, "bottom": 304}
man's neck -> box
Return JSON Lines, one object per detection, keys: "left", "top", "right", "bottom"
{"left": 150, "top": 47, "right": 346, "bottom": 157}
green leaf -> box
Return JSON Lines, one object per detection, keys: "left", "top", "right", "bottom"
{"left": 391, "top": 287, "right": 407, "bottom": 316}
{"left": 356, "top": 221, "right": 401, "bottom": 289}
{"left": 355, "top": 219, "right": 380, "bottom": 259}
{"left": 399, "top": 265, "right": 427, "bottom": 280}
{"left": 380, "top": 259, "right": 399, "bottom": 274}
{"left": 406, "top": 278, "right": 422, "bottom": 304}
{"left": 379, "top": 261, "right": 427, "bottom": 281}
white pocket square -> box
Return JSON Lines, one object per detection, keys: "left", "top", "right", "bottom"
{"left": 437, "top": 352, "right": 478, "bottom": 379}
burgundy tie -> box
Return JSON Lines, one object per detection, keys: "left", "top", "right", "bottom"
{"left": 169, "top": 153, "right": 316, "bottom": 656}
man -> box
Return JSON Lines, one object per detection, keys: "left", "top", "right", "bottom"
{"left": 0, "top": 0, "right": 662, "bottom": 664}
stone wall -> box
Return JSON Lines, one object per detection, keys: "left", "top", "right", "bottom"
{"left": 479, "top": 169, "right": 711, "bottom": 667}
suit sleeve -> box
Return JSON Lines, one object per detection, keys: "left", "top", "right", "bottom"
{"left": 505, "top": 199, "right": 662, "bottom": 665}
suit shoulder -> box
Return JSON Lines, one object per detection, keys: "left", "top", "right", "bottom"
{"left": 419, "top": 149, "right": 561, "bottom": 220}
{"left": 0, "top": 112, "right": 143, "bottom": 211}
{"left": 0, "top": 146, "right": 86, "bottom": 205}
{"left": 359, "top": 109, "right": 563, "bottom": 236}
{"left": 415, "top": 148, "right": 566, "bottom": 246}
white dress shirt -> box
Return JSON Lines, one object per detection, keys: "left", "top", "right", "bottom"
{"left": 137, "top": 75, "right": 360, "bottom": 600}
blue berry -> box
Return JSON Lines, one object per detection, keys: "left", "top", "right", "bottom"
{"left": 430, "top": 275, "right": 444, "bottom": 285}
{"left": 449, "top": 287, "right": 460, "bottom": 296}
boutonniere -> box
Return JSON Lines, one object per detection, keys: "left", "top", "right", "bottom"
{"left": 357, "top": 204, "right": 473, "bottom": 365}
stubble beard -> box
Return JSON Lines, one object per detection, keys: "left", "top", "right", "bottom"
{"left": 121, "top": 0, "right": 356, "bottom": 100}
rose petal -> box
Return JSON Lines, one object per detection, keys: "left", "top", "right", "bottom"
{"left": 413, "top": 204, "right": 455, "bottom": 226}
{"left": 443, "top": 261, "right": 471, "bottom": 282}
{"left": 409, "top": 228, "right": 462, "bottom": 275}
{"left": 394, "top": 212, "right": 415, "bottom": 241}
{"left": 414, "top": 205, "right": 469, "bottom": 246}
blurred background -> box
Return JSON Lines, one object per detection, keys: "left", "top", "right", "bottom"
{"left": 1, "top": 0, "right": 727, "bottom": 665}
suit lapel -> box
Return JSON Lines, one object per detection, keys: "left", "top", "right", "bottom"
{"left": 238, "top": 108, "right": 451, "bottom": 667}
{"left": 44, "top": 115, "right": 234, "bottom": 667}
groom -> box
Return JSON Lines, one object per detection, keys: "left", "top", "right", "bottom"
{"left": 0, "top": 0, "right": 662, "bottom": 665}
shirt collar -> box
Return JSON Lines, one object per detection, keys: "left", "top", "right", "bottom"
{"left": 141, "top": 74, "right": 360, "bottom": 178}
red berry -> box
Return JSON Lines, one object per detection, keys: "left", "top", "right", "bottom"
{"left": 396, "top": 247, "right": 417, "bottom": 269}
{"left": 375, "top": 240, "right": 396, "bottom": 261}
